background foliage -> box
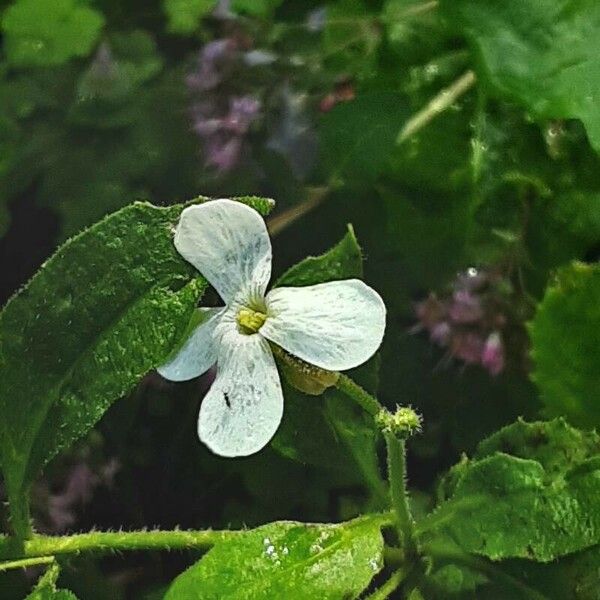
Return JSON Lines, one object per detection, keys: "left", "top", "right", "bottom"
{"left": 0, "top": 0, "right": 599, "bottom": 598}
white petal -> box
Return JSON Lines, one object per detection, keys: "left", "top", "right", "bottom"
{"left": 198, "top": 324, "right": 283, "bottom": 457}
{"left": 174, "top": 199, "right": 272, "bottom": 303}
{"left": 157, "top": 308, "right": 223, "bottom": 381}
{"left": 261, "top": 279, "right": 386, "bottom": 371}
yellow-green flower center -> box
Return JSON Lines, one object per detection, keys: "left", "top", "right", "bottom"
{"left": 236, "top": 307, "right": 267, "bottom": 334}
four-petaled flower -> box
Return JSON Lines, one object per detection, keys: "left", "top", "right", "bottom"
{"left": 158, "top": 199, "right": 386, "bottom": 457}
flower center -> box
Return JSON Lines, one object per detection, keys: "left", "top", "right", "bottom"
{"left": 236, "top": 306, "right": 267, "bottom": 335}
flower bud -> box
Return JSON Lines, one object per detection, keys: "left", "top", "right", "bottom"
{"left": 376, "top": 406, "right": 422, "bottom": 438}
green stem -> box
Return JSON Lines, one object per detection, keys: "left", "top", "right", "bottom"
{"left": 0, "top": 530, "right": 236, "bottom": 561}
{"left": 384, "top": 432, "right": 418, "bottom": 560}
{"left": 0, "top": 555, "right": 55, "bottom": 572}
{"left": 396, "top": 70, "right": 476, "bottom": 144}
{"left": 334, "top": 374, "right": 383, "bottom": 416}
{"left": 364, "top": 567, "right": 410, "bottom": 600}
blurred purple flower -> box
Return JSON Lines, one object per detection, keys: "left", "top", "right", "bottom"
{"left": 192, "top": 95, "right": 260, "bottom": 172}
{"left": 430, "top": 321, "right": 451, "bottom": 346}
{"left": 448, "top": 290, "right": 484, "bottom": 324}
{"left": 482, "top": 332, "right": 504, "bottom": 376}
{"left": 412, "top": 266, "right": 522, "bottom": 376}
{"left": 205, "top": 135, "right": 243, "bottom": 172}
{"left": 186, "top": 39, "right": 236, "bottom": 91}
{"left": 451, "top": 331, "right": 484, "bottom": 365}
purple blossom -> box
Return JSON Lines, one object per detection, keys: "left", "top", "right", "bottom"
{"left": 225, "top": 96, "right": 261, "bottom": 134}
{"left": 186, "top": 39, "right": 235, "bottom": 91}
{"left": 430, "top": 321, "right": 451, "bottom": 346}
{"left": 205, "top": 135, "right": 243, "bottom": 172}
{"left": 482, "top": 332, "right": 504, "bottom": 376}
{"left": 448, "top": 290, "right": 484, "bottom": 324}
{"left": 452, "top": 331, "right": 484, "bottom": 365}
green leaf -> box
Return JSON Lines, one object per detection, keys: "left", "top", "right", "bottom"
{"left": 320, "top": 92, "right": 409, "bottom": 183}
{"left": 274, "top": 224, "right": 363, "bottom": 287}
{"left": 2, "top": 0, "right": 105, "bottom": 68}
{"left": 271, "top": 227, "right": 386, "bottom": 503}
{"left": 0, "top": 197, "right": 271, "bottom": 538}
{"left": 529, "top": 262, "right": 600, "bottom": 426}
{"left": 428, "top": 418, "right": 600, "bottom": 562}
{"left": 440, "top": 0, "right": 600, "bottom": 153}
{"left": 163, "top": 0, "right": 217, "bottom": 34}
{"left": 164, "top": 516, "right": 386, "bottom": 599}
{"left": 26, "top": 563, "right": 78, "bottom": 600}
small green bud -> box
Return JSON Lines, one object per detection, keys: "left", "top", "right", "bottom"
{"left": 270, "top": 343, "right": 339, "bottom": 395}
{"left": 376, "top": 406, "right": 422, "bottom": 438}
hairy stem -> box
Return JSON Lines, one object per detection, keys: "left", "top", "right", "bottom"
{"left": 0, "top": 555, "right": 55, "bottom": 572}
{"left": 384, "top": 432, "right": 418, "bottom": 560}
{"left": 334, "top": 373, "right": 384, "bottom": 416}
{"left": 397, "top": 70, "right": 476, "bottom": 144}
{"left": 0, "top": 530, "right": 236, "bottom": 561}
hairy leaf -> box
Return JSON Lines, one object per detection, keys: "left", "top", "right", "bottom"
{"left": 0, "top": 197, "right": 271, "bottom": 537}
{"left": 530, "top": 262, "right": 600, "bottom": 426}
{"left": 26, "top": 563, "right": 78, "bottom": 600}
{"left": 164, "top": 516, "right": 386, "bottom": 599}
{"left": 441, "top": 0, "right": 600, "bottom": 153}
{"left": 2, "top": 0, "right": 105, "bottom": 67}
{"left": 428, "top": 419, "right": 600, "bottom": 562}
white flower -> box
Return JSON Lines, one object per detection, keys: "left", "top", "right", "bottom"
{"left": 158, "top": 199, "right": 386, "bottom": 457}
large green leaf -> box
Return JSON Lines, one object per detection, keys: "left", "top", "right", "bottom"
{"left": 2, "top": 0, "right": 105, "bottom": 68}
{"left": 441, "top": 0, "right": 600, "bottom": 153}
{"left": 0, "top": 196, "right": 272, "bottom": 537}
{"left": 164, "top": 515, "right": 386, "bottom": 599}
{"left": 426, "top": 418, "right": 600, "bottom": 562}
{"left": 529, "top": 262, "right": 600, "bottom": 427}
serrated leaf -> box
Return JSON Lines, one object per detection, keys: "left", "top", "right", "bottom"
{"left": 163, "top": 0, "right": 217, "bottom": 34}
{"left": 0, "top": 196, "right": 271, "bottom": 537}
{"left": 427, "top": 419, "right": 600, "bottom": 562}
{"left": 26, "top": 563, "right": 78, "bottom": 600}
{"left": 440, "top": 0, "right": 600, "bottom": 153}
{"left": 164, "top": 516, "right": 386, "bottom": 600}
{"left": 274, "top": 224, "right": 362, "bottom": 287}
{"left": 529, "top": 262, "right": 600, "bottom": 426}
{"left": 2, "top": 0, "right": 105, "bottom": 68}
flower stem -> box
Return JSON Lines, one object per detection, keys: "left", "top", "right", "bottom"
{"left": 384, "top": 431, "right": 418, "bottom": 560}
{"left": 0, "top": 530, "right": 236, "bottom": 562}
{"left": 0, "top": 555, "right": 55, "bottom": 572}
{"left": 334, "top": 373, "right": 383, "bottom": 416}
